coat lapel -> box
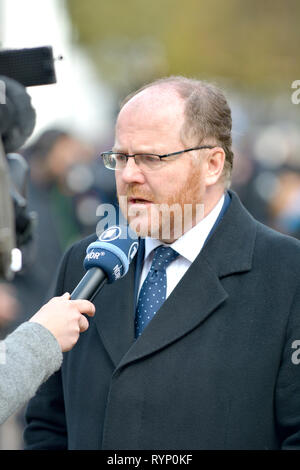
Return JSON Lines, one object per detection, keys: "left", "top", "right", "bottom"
{"left": 93, "top": 257, "right": 136, "bottom": 368}
{"left": 117, "top": 253, "right": 229, "bottom": 369}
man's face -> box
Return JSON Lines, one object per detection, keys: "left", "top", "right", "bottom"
{"left": 114, "top": 87, "right": 207, "bottom": 242}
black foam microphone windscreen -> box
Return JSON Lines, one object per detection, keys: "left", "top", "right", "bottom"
{"left": 0, "top": 46, "right": 57, "bottom": 87}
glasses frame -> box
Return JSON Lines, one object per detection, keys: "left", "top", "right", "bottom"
{"left": 100, "top": 146, "right": 217, "bottom": 171}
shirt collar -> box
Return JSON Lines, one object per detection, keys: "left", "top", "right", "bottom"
{"left": 144, "top": 193, "right": 225, "bottom": 263}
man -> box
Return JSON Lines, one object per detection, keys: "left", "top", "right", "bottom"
{"left": 24, "top": 76, "right": 300, "bottom": 450}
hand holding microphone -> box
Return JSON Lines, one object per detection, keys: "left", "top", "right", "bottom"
{"left": 29, "top": 224, "right": 139, "bottom": 352}
{"left": 29, "top": 293, "right": 95, "bottom": 352}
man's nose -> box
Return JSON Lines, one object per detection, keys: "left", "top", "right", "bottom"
{"left": 120, "top": 157, "right": 145, "bottom": 184}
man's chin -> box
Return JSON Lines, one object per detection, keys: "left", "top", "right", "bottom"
{"left": 128, "top": 218, "right": 180, "bottom": 242}
{"left": 127, "top": 217, "right": 158, "bottom": 239}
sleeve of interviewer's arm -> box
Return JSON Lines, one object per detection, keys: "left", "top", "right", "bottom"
{"left": 24, "top": 245, "right": 73, "bottom": 450}
{"left": 0, "top": 321, "right": 62, "bottom": 425}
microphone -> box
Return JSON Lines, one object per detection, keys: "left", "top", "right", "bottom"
{"left": 70, "top": 225, "right": 139, "bottom": 301}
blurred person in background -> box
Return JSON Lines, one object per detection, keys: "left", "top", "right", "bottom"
{"left": 11, "top": 128, "right": 115, "bottom": 329}
{"left": 232, "top": 124, "right": 300, "bottom": 241}
{"left": 268, "top": 166, "right": 300, "bottom": 240}
{"left": 231, "top": 142, "right": 271, "bottom": 226}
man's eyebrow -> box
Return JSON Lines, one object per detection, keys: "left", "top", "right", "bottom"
{"left": 111, "top": 148, "right": 159, "bottom": 155}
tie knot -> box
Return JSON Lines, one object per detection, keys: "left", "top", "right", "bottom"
{"left": 151, "top": 245, "right": 179, "bottom": 272}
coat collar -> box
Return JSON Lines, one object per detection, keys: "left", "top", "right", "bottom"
{"left": 94, "top": 190, "right": 257, "bottom": 369}
{"left": 201, "top": 190, "right": 257, "bottom": 278}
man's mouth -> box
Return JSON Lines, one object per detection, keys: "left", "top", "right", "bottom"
{"left": 128, "top": 197, "right": 152, "bottom": 205}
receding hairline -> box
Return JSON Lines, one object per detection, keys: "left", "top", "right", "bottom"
{"left": 116, "top": 82, "right": 188, "bottom": 145}
{"left": 118, "top": 76, "right": 228, "bottom": 144}
{"left": 119, "top": 76, "right": 225, "bottom": 110}
{"left": 118, "top": 81, "right": 186, "bottom": 118}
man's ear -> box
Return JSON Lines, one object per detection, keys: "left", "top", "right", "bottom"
{"left": 204, "top": 147, "right": 226, "bottom": 187}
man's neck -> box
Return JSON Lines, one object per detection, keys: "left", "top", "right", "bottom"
{"left": 159, "top": 188, "right": 226, "bottom": 244}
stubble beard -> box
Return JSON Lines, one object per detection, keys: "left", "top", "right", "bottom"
{"left": 117, "top": 167, "right": 204, "bottom": 242}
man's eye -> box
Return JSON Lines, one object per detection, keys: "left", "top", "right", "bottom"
{"left": 140, "top": 155, "right": 160, "bottom": 163}
{"left": 115, "top": 154, "right": 127, "bottom": 162}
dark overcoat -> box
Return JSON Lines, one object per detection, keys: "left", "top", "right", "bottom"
{"left": 24, "top": 191, "right": 300, "bottom": 449}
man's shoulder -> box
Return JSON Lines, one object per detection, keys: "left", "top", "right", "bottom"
{"left": 229, "top": 191, "right": 300, "bottom": 259}
{"left": 55, "top": 234, "right": 99, "bottom": 292}
{"left": 226, "top": 192, "right": 300, "bottom": 278}
{"left": 256, "top": 219, "right": 300, "bottom": 250}
{"left": 67, "top": 233, "right": 98, "bottom": 257}
{"left": 60, "top": 233, "right": 98, "bottom": 276}
{"left": 255, "top": 219, "right": 300, "bottom": 270}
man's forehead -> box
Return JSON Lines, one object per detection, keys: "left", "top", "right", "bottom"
{"left": 129, "top": 84, "right": 180, "bottom": 103}
{"left": 117, "top": 85, "right": 185, "bottom": 127}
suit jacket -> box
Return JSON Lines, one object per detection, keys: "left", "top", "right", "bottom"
{"left": 24, "top": 191, "right": 300, "bottom": 450}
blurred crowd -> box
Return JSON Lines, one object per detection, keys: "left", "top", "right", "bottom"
{"left": 232, "top": 121, "right": 300, "bottom": 240}
{"left": 0, "top": 109, "right": 300, "bottom": 448}
{"left": 0, "top": 127, "right": 117, "bottom": 448}
{"left": 12, "top": 129, "right": 116, "bottom": 327}
{"left": 1, "top": 128, "right": 117, "bottom": 334}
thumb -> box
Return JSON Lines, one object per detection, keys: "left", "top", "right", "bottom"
{"left": 62, "top": 292, "right": 71, "bottom": 299}
{"left": 78, "top": 314, "right": 89, "bottom": 333}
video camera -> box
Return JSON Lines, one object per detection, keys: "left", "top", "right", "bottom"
{"left": 0, "top": 46, "right": 57, "bottom": 280}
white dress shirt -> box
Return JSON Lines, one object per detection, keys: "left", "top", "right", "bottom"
{"left": 138, "top": 194, "right": 225, "bottom": 299}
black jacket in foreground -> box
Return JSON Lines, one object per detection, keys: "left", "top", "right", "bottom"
{"left": 24, "top": 191, "right": 300, "bottom": 449}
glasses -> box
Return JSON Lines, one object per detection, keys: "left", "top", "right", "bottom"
{"left": 100, "top": 146, "right": 216, "bottom": 172}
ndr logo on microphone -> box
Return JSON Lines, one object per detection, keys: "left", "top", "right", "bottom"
{"left": 99, "top": 226, "right": 122, "bottom": 242}
{"left": 128, "top": 242, "right": 138, "bottom": 262}
{"left": 86, "top": 250, "right": 105, "bottom": 261}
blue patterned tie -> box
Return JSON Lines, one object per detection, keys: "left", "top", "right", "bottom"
{"left": 135, "top": 245, "right": 179, "bottom": 337}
